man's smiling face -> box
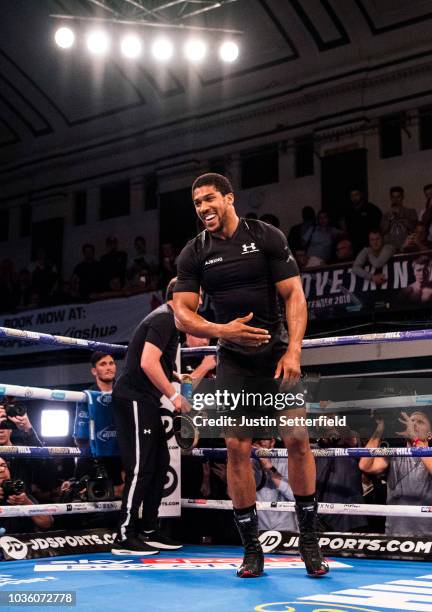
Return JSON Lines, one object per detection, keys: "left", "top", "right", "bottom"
{"left": 193, "top": 185, "right": 234, "bottom": 234}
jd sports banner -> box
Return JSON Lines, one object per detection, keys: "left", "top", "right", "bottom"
{"left": 259, "top": 530, "right": 432, "bottom": 560}
{"left": 0, "top": 528, "right": 117, "bottom": 560}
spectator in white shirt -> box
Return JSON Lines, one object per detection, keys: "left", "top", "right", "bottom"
{"left": 352, "top": 230, "right": 395, "bottom": 286}
{"left": 252, "top": 438, "right": 298, "bottom": 532}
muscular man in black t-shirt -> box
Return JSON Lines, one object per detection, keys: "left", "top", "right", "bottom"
{"left": 173, "top": 173, "right": 328, "bottom": 578}
{"left": 111, "top": 278, "right": 189, "bottom": 556}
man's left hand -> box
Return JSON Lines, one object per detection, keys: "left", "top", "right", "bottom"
{"left": 258, "top": 457, "right": 273, "bottom": 471}
{"left": 7, "top": 492, "right": 31, "bottom": 505}
{"left": 8, "top": 414, "right": 32, "bottom": 433}
{"left": 396, "top": 411, "right": 416, "bottom": 441}
{"left": 274, "top": 350, "right": 301, "bottom": 386}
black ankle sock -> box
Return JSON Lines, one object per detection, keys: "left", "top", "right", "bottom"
{"left": 294, "top": 493, "right": 315, "bottom": 504}
{"left": 233, "top": 504, "right": 256, "bottom": 517}
{"left": 233, "top": 504, "right": 260, "bottom": 552}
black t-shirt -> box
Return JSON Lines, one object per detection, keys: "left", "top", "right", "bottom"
{"left": 174, "top": 219, "right": 299, "bottom": 353}
{"left": 344, "top": 201, "right": 382, "bottom": 252}
{"left": 73, "top": 260, "right": 103, "bottom": 297}
{"left": 114, "top": 303, "right": 179, "bottom": 400}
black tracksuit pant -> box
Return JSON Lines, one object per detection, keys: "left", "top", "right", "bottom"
{"left": 112, "top": 393, "right": 170, "bottom": 539}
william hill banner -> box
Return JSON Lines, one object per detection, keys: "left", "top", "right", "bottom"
{"left": 302, "top": 251, "right": 432, "bottom": 319}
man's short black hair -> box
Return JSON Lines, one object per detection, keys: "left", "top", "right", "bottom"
{"left": 302, "top": 206, "right": 316, "bottom": 222}
{"left": 166, "top": 277, "right": 177, "bottom": 302}
{"left": 424, "top": 184, "right": 432, "bottom": 192}
{"left": 369, "top": 228, "right": 383, "bottom": 237}
{"left": 90, "top": 351, "right": 113, "bottom": 367}
{"left": 412, "top": 255, "right": 431, "bottom": 267}
{"left": 390, "top": 186, "right": 404, "bottom": 196}
{"left": 192, "top": 173, "right": 233, "bottom": 197}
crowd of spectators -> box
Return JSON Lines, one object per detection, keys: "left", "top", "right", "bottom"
{"left": 287, "top": 185, "right": 432, "bottom": 275}
{"left": 0, "top": 235, "right": 175, "bottom": 314}
{"left": 1, "top": 185, "right": 432, "bottom": 315}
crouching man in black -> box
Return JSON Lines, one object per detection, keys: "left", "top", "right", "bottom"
{"left": 111, "top": 278, "right": 190, "bottom": 556}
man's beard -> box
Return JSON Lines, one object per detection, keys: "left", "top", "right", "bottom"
{"left": 99, "top": 376, "right": 115, "bottom": 384}
{"left": 207, "top": 213, "right": 226, "bottom": 234}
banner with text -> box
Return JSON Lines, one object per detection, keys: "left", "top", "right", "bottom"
{"left": 259, "top": 530, "right": 432, "bottom": 560}
{"left": 302, "top": 250, "right": 432, "bottom": 320}
{"left": 0, "top": 292, "right": 162, "bottom": 356}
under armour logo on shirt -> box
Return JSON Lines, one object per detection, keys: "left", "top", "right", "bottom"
{"left": 241, "top": 242, "right": 260, "bottom": 254}
{"left": 143, "top": 429, "right": 151, "bottom": 434}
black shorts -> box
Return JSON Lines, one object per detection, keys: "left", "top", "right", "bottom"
{"left": 211, "top": 334, "right": 306, "bottom": 438}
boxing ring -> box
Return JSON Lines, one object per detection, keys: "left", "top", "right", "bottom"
{"left": 0, "top": 326, "right": 432, "bottom": 611}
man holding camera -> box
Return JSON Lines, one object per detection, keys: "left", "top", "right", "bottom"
{"left": 0, "top": 398, "right": 43, "bottom": 491}
{"left": 0, "top": 398, "right": 42, "bottom": 447}
{"left": 0, "top": 457, "right": 53, "bottom": 533}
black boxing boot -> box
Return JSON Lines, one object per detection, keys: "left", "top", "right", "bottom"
{"left": 295, "top": 498, "right": 329, "bottom": 577}
{"left": 233, "top": 505, "right": 264, "bottom": 578}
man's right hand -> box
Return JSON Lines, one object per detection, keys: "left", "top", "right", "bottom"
{"left": 0, "top": 407, "right": 7, "bottom": 427}
{"left": 372, "top": 273, "right": 386, "bottom": 285}
{"left": 220, "top": 312, "right": 271, "bottom": 347}
{"left": 173, "top": 394, "right": 192, "bottom": 414}
{"left": 201, "top": 355, "right": 217, "bottom": 372}
{"left": 371, "top": 411, "right": 385, "bottom": 436}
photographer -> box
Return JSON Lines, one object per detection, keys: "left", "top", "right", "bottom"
{"left": 0, "top": 397, "right": 42, "bottom": 447}
{"left": 315, "top": 424, "right": 367, "bottom": 532}
{"left": 0, "top": 398, "right": 43, "bottom": 490}
{"left": 359, "top": 410, "right": 432, "bottom": 536}
{"left": 0, "top": 457, "right": 53, "bottom": 533}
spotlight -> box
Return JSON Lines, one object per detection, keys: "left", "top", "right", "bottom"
{"left": 41, "top": 409, "right": 69, "bottom": 438}
{"left": 55, "top": 27, "right": 75, "bottom": 49}
{"left": 86, "top": 30, "right": 110, "bottom": 55}
{"left": 219, "top": 41, "right": 239, "bottom": 63}
{"left": 151, "top": 37, "right": 174, "bottom": 61}
{"left": 120, "top": 34, "right": 142, "bottom": 59}
{"left": 184, "top": 39, "right": 207, "bottom": 62}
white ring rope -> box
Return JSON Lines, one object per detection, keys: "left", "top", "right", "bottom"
{"left": 1, "top": 499, "right": 429, "bottom": 519}
{"left": 0, "top": 383, "right": 86, "bottom": 403}
{"left": 2, "top": 381, "right": 432, "bottom": 415}
{"left": 181, "top": 499, "right": 432, "bottom": 518}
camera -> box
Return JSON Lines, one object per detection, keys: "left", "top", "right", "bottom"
{"left": 60, "top": 468, "right": 114, "bottom": 503}
{"left": 0, "top": 402, "right": 27, "bottom": 429}
{"left": 86, "top": 463, "right": 114, "bottom": 502}
{"left": 6, "top": 404, "right": 27, "bottom": 418}
{"left": 86, "top": 475, "right": 114, "bottom": 502}
{"left": 2, "top": 479, "right": 25, "bottom": 500}
{"left": 59, "top": 477, "right": 88, "bottom": 503}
